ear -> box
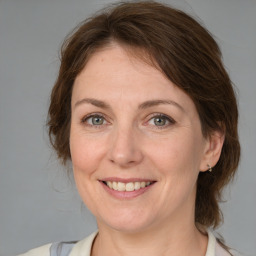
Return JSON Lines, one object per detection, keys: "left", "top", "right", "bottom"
{"left": 199, "top": 130, "right": 225, "bottom": 172}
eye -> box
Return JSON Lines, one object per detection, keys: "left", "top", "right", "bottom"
{"left": 148, "top": 114, "right": 175, "bottom": 128}
{"left": 82, "top": 114, "right": 107, "bottom": 126}
{"left": 152, "top": 116, "right": 167, "bottom": 126}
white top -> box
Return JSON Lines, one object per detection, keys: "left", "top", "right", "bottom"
{"left": 18, "top": 230, "right": 232, "bottom": 256}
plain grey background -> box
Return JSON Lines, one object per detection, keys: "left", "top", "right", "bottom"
{"left": 0, "top": 0, "right": 255, "bottom": 255}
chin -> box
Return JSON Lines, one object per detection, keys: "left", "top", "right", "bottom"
{"left": 97, "top": 210, "right": 156, "bottom": 234}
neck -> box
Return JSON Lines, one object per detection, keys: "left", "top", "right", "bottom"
{"left": 91, "top": 217, "right": 208, "bottom": 256}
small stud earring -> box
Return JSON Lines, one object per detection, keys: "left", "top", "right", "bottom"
{"left": 207, "top": 164, "right": 212, "bottom": 172}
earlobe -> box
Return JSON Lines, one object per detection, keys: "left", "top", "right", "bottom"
{"left": 200, "top": 131, "right": 225, "bottom": 172}
{"left": 207, "top": 164, "right": 212, "bottom": 172}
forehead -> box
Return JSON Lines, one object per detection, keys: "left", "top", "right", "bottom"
{"left": 76, "top": 41, "right": 161, "bottom": 83}
{"left": 72, "top": 44, "right": 197, "bottom": 116}
{"left": 74, "top": 43, "right": 169, "bottom": 93}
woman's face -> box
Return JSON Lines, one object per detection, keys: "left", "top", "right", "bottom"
{"left": 70, "top": 44, "right": 211, "bottom": 233}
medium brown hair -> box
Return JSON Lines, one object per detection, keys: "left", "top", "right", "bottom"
{"left": 48, "top": 1, "right": 240, "bottom": 229}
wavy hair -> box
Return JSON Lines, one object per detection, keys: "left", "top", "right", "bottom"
{"left": 48, "top": 1, "right": 240, "bottom": 230}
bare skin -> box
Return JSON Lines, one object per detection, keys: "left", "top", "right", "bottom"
{"left": 70, "top": 43, "right": 224, "bottom": 256}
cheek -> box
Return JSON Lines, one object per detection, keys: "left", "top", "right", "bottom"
{"left": 69, "top": 128, "right": 107, "bottom": 209}
{"left": 69, "top": 128, "right": 106, "bottom": 176}
{"left": 147, "top": 130, "right": 204, "bottom": 184}
{"left": 151, "top": 136, "right": 197, "bottom": 168}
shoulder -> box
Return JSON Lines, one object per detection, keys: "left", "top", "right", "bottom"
{"left": 206, "top": 230, "right": 231, "bottom": 256}
{"left": 17, "top": 243, "right": 52, "bottom": 256}
{"left": 215, "top": 242, "right": 232, "bottom": 256}
{"left": 17, "top": 242, "right": 76, "bottom": 256}
{"left": 69, "top": 231, "right": 98, "bottom": 256}
{"left": 17, "top": 232, "right": 98, "bottom": 256}
{"left": 207, "top": 230, "right": 243, "bottom": 256}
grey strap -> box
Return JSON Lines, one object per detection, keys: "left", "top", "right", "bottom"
{"left": 50, "top": 242, "right": 76, "bottom": 256}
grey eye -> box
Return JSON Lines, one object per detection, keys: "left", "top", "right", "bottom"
{"left": 91, "top": 116, "right": 104, "bottom": 125}
{"left": 153, "top": 116, "right": 167, "bottom": 126}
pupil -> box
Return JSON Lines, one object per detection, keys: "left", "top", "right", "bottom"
{"left": 154, "top": 117, "right": 166, "bottom": 126}
{"left": 92, "top": 116, "right": 103, "bottom": 125}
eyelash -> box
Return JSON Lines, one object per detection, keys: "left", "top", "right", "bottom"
{"left": 81, "top": 113, "right": 109, "bottom": 128}
{"left": 146, "top": 113, "right": 176, "bottom": 129}
{"left": 81, "top": 113, "right": 176, "bottom": 129}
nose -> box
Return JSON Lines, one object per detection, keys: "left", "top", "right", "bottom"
{"left": 108, "top": 126, "right": 143, "bottom": 168}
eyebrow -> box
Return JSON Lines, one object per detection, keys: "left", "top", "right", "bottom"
{"left": 74, "top": 98, "right": 111, "bottom": 109}
{"left": 74, "top": 98, "right": 184, "bottom": 112}
{"left": 138, "top": 99, "right": 185, "bottom": 112}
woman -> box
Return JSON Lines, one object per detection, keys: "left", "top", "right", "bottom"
{"left": 20, "top": 1, "right": 240, "bottom": 255}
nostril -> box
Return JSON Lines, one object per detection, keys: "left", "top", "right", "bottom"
{"left": 109, "top": 150, "right": 144, "bottom": 167}
{"left": 108, "top": 130, "right": 144, "bottom": 166}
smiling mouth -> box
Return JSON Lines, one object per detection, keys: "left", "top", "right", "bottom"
{"left": 102, "top": 181, "right": 155, "bottom": 192}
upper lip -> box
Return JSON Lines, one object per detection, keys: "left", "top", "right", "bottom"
{"left": 99, "top": 177, "right": 156, "bottom": 183}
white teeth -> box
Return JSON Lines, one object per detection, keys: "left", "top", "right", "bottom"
{"left": 134, "top": 182, "right": 140, "bottom": 190}
{"left": 113, "top": 181, "right": 118, "bottom": 190}
{"left": 117, "top": 182, "right": 126, "bottom": 191}
{"left": 105, "top": 181, "right": 153, "bottom": 191}
{"left": 106, "top": 181, "right": 113, "bottom": 189}
{"left": 140, "top": 182, "right": 146, "bottom": 188}
{"left": 125, "top": 182, "right": 135, "bottom": 192}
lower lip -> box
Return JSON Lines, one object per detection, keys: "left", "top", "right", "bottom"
{"left": 100, "top": 182, "right": 155, "bottom": 199}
